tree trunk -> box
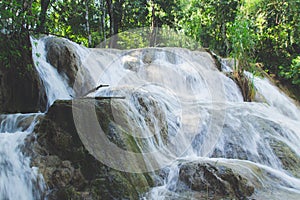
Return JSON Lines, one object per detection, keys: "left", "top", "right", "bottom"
{"left": 106, "top": 0, "right": 116, "bottom": 47}
{"left": 99, "top": 0, "right": 106, "bottom": 45}
{"left": 36, "top": 0, "right": 50, "bottom": 33}
{"left": 150, "top": 1, "right": 157, "bottom": 47}
{"left": 85, "top": 0, "right": 92, "bottom": 47}
{"left": 106, "top": 0, "right": 124, "bottom": 48}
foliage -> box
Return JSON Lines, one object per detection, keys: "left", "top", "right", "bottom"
{"left": 0, "top": 31, "right": 34, "bottom": 75}
{"left": 279, "top": 56, "right": 300, "bottom": 85}
{"left": 1, "top": 0, "right": 300, "bottom": 93}
{"left": 102, "top": 26, "right": 200, "bottom": 50}
{"left": 245, "top": 0, "right": 300, "bottom": 71}
{"left": 178, "top": 0, "right": 240, "bottom": 56}
{"left": 0, "top": 0, "right": 40, "bottom": 34}
{"left": 227, "top": 4, "right": 257, "bottom": 72}
{"left": 0, "top": 0, "right": 38, "bottom": 71}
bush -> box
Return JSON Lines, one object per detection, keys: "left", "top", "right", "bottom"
{"left": 279, "top": 56, "right": 300, "bottom": 86}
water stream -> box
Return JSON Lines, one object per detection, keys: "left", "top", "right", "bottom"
{"left": 0, "top": 36, "right": 299, "bottom": 199}
{"left": 68, "top": 40, "right": 300, "bottom": 199}
{"left": 0, "top": 114, "right": 45, "bottom": 200}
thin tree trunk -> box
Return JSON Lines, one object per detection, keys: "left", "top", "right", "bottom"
{"left": 36, "top": 0, "right": 50, "bottom": 33}
{"left": 99, "top": 0, "right": 106, "bottom": 45}
{"left": 150, "top": 0, "right": 157, "bottom": 47}
{"left": 85, "top": 0, "right": 92, "bottom": 47}
{"left": 106, "top": 0, "right": 115, "bottom": 47}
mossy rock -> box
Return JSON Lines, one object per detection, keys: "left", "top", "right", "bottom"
{"left": 32, "top": 99, "right": 154, "bottom": 199}
{"left": 269, "top": 138, "right": 300, "bottom": 178}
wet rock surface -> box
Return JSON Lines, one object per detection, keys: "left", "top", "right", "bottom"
{"left": 29, "top": 99, "right": 153, "bottom": 199}
{"left": 45, "top": 37, "right": 80, "bottom": 87}
{"left": 269, "top": 138, "right": 300, "bottom": 178}
{"left": 44, "top": 37, "right": 92, "bottom": 96}
{"left": 177, "top": 161, "right": 255, "bottom": 199}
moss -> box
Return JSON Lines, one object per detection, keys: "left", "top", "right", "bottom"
{"left": 269, "top": 138, "right": 300, "bottom": 178}
{"left": 90, "top": 169, "right": 152, "bottom": 200}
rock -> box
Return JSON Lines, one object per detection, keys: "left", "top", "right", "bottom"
{"left": 141, "top": 48, "right": 178, "bottom": 65}
{"left": 45, "top": 37, "right": 79, "bottom": 86}
{"left": 30, "top": 99, "right": 153, "bottom": 199}
{"left": 177, "top": 161, "right": 255, "bottom": 199}
{"left": 0, "top": 32, "right": 47, "bottom": 113}
{"left": 44, "top": 37, "right": 93, "bottom": 96}
{"left": 269, "top": 138, "right": 300, "bottom": 178}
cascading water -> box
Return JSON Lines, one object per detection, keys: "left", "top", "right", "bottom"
{"left": 2, "top": 35, "right": 299, "bottom": 199}
{"left": 51, "top": 38, "right": 297, "bottom": 199}
{"left": 0, "top": 37, "right": 75, "bottom": 200}
{"left": 47, "top": 37, "right": 298, "bottom": 199}
{"left": 70, "top": 42, "right": 300, "bottom": 199}
{"left": 31, "top": 37, "right": 73, "bottom": 107}
{"left": 0, "top": 114, "right": 46, "bottom": 200}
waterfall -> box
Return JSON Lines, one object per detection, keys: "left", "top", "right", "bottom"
{"left": 1, "top": 35, "right": 299, "bottom": 199}
{"left": 0, "top": 114, "right": 46, "bottom": 200}
{"left": 60, "top": 39, "right": 299, "bottom": 199}
{"left": 31, "top": 37, "right": 73, "bottom": 107}
{"left": 0, "top": 37, "right": 74, "bottom": 200}
{"left": 75, "top": 45, "right": 299, "bottom": 198}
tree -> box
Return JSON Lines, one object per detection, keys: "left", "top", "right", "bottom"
{"left": 36, "top": 0, "right": 51, "bottom": 33}
{"left": 178, "top": 0, "right": 240, "bottom": 56}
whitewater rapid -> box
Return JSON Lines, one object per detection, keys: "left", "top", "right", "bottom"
{"left": 1, "top": 35, "right": 299, "bottom": 199}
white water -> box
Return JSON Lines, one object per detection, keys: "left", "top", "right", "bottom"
{"left": 0, "top": 37, "right": 73, "bottom": 200}
{"left": 0, "top": 114, "right": 46, "bottom": 200}
{"left": 44, "top": 40, "right": 297, "bottom": 199}
{"left": 31, "top": 37, "right": 73, "bottom": 107}
{"left": 2, "top": 36, "right": 299, "bottom": 199}
{"left": 59, "top": 40, "right": 299, "bottom": 199}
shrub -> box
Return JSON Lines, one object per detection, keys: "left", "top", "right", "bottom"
{"left": 279, "top": 56, "right": 300, "bottom": 86}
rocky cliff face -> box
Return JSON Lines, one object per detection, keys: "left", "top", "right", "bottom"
{"left": 30, "top": 99, "right": 153, "bottom": 199}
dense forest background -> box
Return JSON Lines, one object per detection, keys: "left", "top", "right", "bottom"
{"left": 1, "top": 0, "right": 300, "bottom": 99}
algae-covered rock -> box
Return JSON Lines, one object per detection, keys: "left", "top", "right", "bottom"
{"left": 269, "top": 138, "right": 300, "bottom": 178}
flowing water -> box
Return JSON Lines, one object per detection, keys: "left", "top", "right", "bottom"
{"left": 69, "top": 41, "right": 300, "bottom": 199}
{"left": 0, "top": 114, "right": 45, "bottom": 199}
{"left": 31, "top": 37, "right": 73, "bottom": 107}
{"left": 0, "top": 37, "right": 72, "bottom": 199}
{"left": 1, "top": 36, "right": 299, "bottom": 199}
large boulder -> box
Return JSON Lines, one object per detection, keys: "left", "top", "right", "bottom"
{"left": 44, "top": 37, "right": 93, "bottom": 96}
{"left": 0, "top": 32, "right": 47, "bottom": 113}
{"left": 45, "top": 37, "right": 79, "bottom": 87}
{"left": 30, "top": 99, "right": 153, "bottom": 199}
{"left": 177, "top": 161, "right": 255, "bottom": 199}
